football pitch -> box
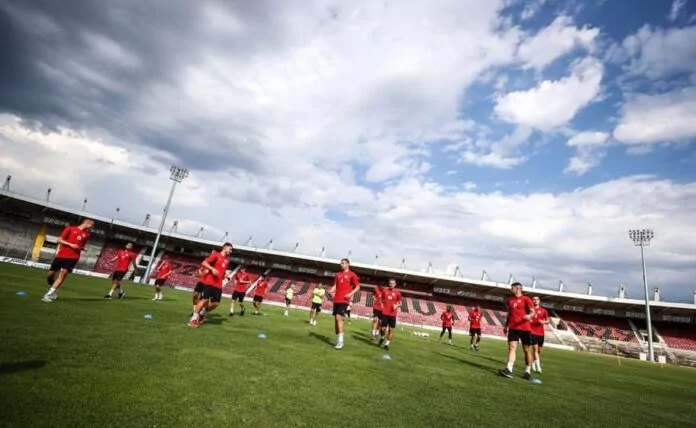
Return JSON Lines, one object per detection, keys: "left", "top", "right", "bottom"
{"left": 1, "top": 264, "right": 695, "bottom": 428}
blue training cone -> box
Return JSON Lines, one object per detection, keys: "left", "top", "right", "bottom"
{"left": 531, "top": 378, "right": 542, "bottom": 384}
{"left": 144, "top": 314, "right": 153, "bottom": 319}
{"left": 382, "top": 354, "right": 392, "bottom": 360}
{"left": 16, "top": 291, "right": 27, "bottom": 297}
{"left": 257, "top": 333, "right": 267, "bottom": 339}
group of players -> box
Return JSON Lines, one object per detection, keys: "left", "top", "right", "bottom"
{"left": 40, "top": 218, "right": 550, "bottom": 378}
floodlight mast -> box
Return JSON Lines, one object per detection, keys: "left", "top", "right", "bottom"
{"left": 142, "top": 166, "right": 189, "bottom": 284}
{"left": 629, "top": 229, "right": 655, "bottom": 362}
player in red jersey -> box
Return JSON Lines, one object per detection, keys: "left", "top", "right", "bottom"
{"left": 230, "top": 266, "right": 252, "bottom": 317}
{"left": 252, "top": 274, "right": 269, "bottom": 315}
{"left": 498, "top": 282, "right": 536, "bottom": 380}
{"left": 530, "top": 296, "right": 550, "bottom": 373}
{"left": 192, "top": 265, "right": 208, "bottom": 314}
{"left": 378, "top": 278, "right": 402, "bottom": 351}
{"left": 328, "top": 258, "right": 360, "bottom": 350}
{"left": 104, "top": 242, "right": 137, "bottom": 300}
{"left": 468, "top": 303, "right": 483, "bottom": 351}
{"left": 42, "top": 218, "right": 94, "bottom": 302}
{"left": 371, "top": 285, "right": 383, "bottom": 339}
{"left": 438, "top": 305, "right": 455, "bottom": 345}
{"left": 188, "top": 243, "right": 233, "bottom": 327}
{"left": 152, "top": 256, "right": 173, "bottom": 301}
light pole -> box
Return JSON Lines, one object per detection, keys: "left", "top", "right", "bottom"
{"left": 142, "top": 166, "right": 189, "bottom": 284}
{"left": 629, "top": 229, "right": 655, "bottom": 362}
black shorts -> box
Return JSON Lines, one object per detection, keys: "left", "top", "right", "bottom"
{"left": 508, "top": 329, "right": 532, "bottom": 346}
{"left": 232, "top": 290, "right": 245, "bottom": 302}
{"left": 381, "top": 315, "right": 397, "bottom": 329}
{"left": 311, "top": 302, "right": 322, "bottom": 312}
{"left": 345, "top": 309, "right": 351, "bottom": 317}
{"left": 253, "top": 295, "right": 263, "bottom": 303}
{"left": 442, "top": 326, "right": 452, "bottom": 333}
{"left": 469, "top": 328, "right": 481, "bottom": 336}
{"left": 373, "top": 309, "right": 383, "bottom": 319}
{"left": 194, "top": 282, "right": 205, "bottom": 294}
{"left": 531, "top": 334, "right": 545, "bottom": 347}
{"left": 112, "top": 271, "right": 127, "bottom": 281}
{"left": 332, "top": 302, "right": 349, "bottom": 316}
{"left": 154, "top": 278, "right": 166, "bottom": 286}
{"left": 285, "top": 298, "right": 292, "bottom": 306}
{"left": 201, "top": 285, "right": 222, "bottom": 303}
{"left": 49, "top": 257, "right": 78, "bottom": 273}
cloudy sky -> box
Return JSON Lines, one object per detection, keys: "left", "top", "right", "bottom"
{"left": 1, "top": 0, "right": 695, "bottom": 302}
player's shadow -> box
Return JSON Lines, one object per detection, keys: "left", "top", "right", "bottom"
{"left": 0, "top": 360, "right": 47, "bottom": 375}
{"left": 434, "top": 352, "right": 498, "bottom": 375}
{"left": 466, "top": 351, "right": 506, "bottom": 365}
{"left": 204, "top": 315, "right": 224, "bottom": 325}
{"left": 351, "top": 333, "right": 378, "bottom": 347}
{"left": 308, "top": 332, "right": 333, "bottom": 346}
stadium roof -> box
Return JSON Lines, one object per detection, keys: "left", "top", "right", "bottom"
{"left": 1, "top": 188, "right": 695, "bottom": 316}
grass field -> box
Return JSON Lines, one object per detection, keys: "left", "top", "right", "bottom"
{"left": 1, "top": 264, "right": 695, "bottom": 428}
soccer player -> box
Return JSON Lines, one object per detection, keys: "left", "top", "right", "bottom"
{"left": 378, "top": 278, "right": 402, "bottom": 351}
{"left": 438, "top": 305, "right": 455, "bottom": 345}
{"left": 345, "top": 303, "right": 352, "bottom": 325}
{"left": 104, "top": 242, "right": 137, "bottom": 300}
{"left": 371, "top": 285, "right": 383, "bottom": 339}
{"left": 192, "top": 265, "right": 207, "bottom": 315}
{"left": 188, "top": 243, "right": 233, "bottom": 328}
{"left": 309, "top": 283, "right": 325, "bottom": 325}
{"left": 283, "top": 284, "right": 294, "bottom": 316}
{"left": 531, "top": 296, "right": 550, "bottom": 373}
{"left": 328, "top": 258, "right": 360, "bottom": 349}
{"left": 498, "top": 282, "right": 536, "bottom": 380}
{"left": 252, "top": 274, "right": 269, "bottom": 315}
{"left": 230, "top": 266, "right": 251, "bottom": 317}
{"left": 468, "top": 302, "right": 483, "bottom": 351}
{"left": 152, "top": 256, "right": 173, "bottom": 301}
{"left": 42, "top": 218, "right": 94, "bottom": 302}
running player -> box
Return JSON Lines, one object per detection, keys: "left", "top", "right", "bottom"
{"left": 468, "top": 302, "right": 483, "bottom": 351}
{"left": 42, "top": 218, "right": 94, "bottom": 302}
{"left": 328, "top": 258, "right": 360, "bottom": 350}
{"left": 283, "top": 284, "right": 294, "bottom": 316}
{"left": 188, "top": 243, "right": 233, "bottom": 327}
{"left": 371, "top": 284, "right": 383, "bottom": 339}
{"left": 438, "top": 305, "right": 455, "bottom": 345}
{"left": 104, "top": 242, "right": 137, "bottom": 299}
{"left": 309, "top": 283, "right": 325, "bottom": 326}
{"left": 498, "top": 282, "right": 536, "bottom": 380}
{"left": 252, "top": 274, "right": 269, "bottom": 315}
{"left": 531, "top": 296, "right": 550, "bottom": 373}
{"left": 152, "top": 256, "right": 173, "bottom": 300}
{"left": 230, "top": 266, "right": 251, "bottom": 317}
{"left": 378, "top": 278, "right": 402, "bottom": 351}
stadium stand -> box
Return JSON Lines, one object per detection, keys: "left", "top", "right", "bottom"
{"left": 560, "top": 313, "right": 638, "bottom": 343}
{"left": 655, "top": 323, "right": 696, "bottom": 352}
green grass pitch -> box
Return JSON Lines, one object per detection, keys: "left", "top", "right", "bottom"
{"left": 1, "top": 264, "right": 695, "bottom": 428}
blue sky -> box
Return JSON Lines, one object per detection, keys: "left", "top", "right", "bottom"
{"left": 0, "top": 0, "right": 695, "bottom": 302}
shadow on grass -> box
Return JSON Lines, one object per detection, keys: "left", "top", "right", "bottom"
{"left": 0, "top": 360, "right": 47, "bottom": 375}
{"left": 204, "top": 315, "right": 224, "bottom": 325}
{"left": 71, "top": 296, "right": 152, "bottom": 301}
{"left": 308, "top": 331, "right": 333, "bottom": 346}
{"left": 351, "top": 333, "right": 378, "bottom": 347}
{"left": 434, "top": 351, "right": 500, "bottom": 375}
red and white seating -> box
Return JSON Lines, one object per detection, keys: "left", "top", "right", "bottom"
{"left": 656, "top": 323, "right": 696, "bottom": 352}
{"left": 560, "top": 313, "right": 638, "bottom": 343}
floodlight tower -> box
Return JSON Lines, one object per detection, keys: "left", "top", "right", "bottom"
{"left": 629, "top": 229, "right": 655, "bottom": 362}
{"left": 142, "top": 166, "right": 189, "bottom": 284}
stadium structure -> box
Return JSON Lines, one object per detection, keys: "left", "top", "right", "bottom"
{"left": 1, "top": 184, "right": 695, "bottom": 367}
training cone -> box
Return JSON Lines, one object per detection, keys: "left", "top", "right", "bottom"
{"left": 16, "top": 291, "right": 27, "bottom": 297}
{"left": 257, "top": 333, "right": 267, "bottom": 339}
{"left": 531, "top": 378, "right": 542, "bottom": 384}
{"left": 144, "top": 314, "right": 153, "bottom": 319}
{"left": 382, "top": 354, "right": 392, "bottom": 360}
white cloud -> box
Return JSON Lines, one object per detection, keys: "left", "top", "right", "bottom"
{"left": 455, "top": 126, "right": 532, "bottom": 168}
{"left": 494, "top": 57, "right": 604, "bottom": 130}
{"left": 517, "top": 16, "right": 599, "bottom": 70}
{"left": 568, "top": 131, "right": 610, "bottom": 147}
{"left": 520, "top": 0, "right": 546, "bottom": 20}
{"left": 621, "top": 24, "right": 696, "bottom": 80}
{"left": 669, "top": 0, "right": 686, "bottom": 22}
{"left": 613, "top": 87, "right": 696, "bottom": 144}
{"left": 564, "top": 131, "right": 610, "bottom": 176}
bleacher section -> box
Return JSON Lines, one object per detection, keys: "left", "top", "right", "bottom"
{"left": 655, "top": 323, "right": 696, "bottom": 352}
{"left": 560, "top": 313, "right": 638, "bottom": 343}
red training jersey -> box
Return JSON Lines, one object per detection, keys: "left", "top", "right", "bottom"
{"left": 468, "top": 309, "right": 482, "bottom": 329}
{"left": 254, "top": 279, "right": 269, "bottom": 297}
{"left": 55, "top": 226, "right": 91, "bottom": 259}
{"left": 506, "top": 295, "right": 535, "bottom": 331}
{"left": 441, "top": 311, "right": 454, "bottom": 327}
{"left": 200, "top": 252, "right": 230, "bottom": 288}
{"left": 234, "top": 271, "right": 251, "bottom": 292}
{"left": 381, "top": 288, "right": 402, "bottom": 317}
{"left": 333, "top": 270, "right": 359, "bottom": 304}
{"left": 156, "top": 260, "right": 173, "bottom": 280}
{"left": 114, "top": 250, "right": 137, "bottom": 272}
{"left": 531, "top": 307, "right": 549, "bottom": 336}
{"left": 373, "top": 287, "right": 383, "bottom": 310}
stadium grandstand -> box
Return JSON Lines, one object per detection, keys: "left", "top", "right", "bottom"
{"left": 1, "top": 186, "right": 695, "bottom": 367}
